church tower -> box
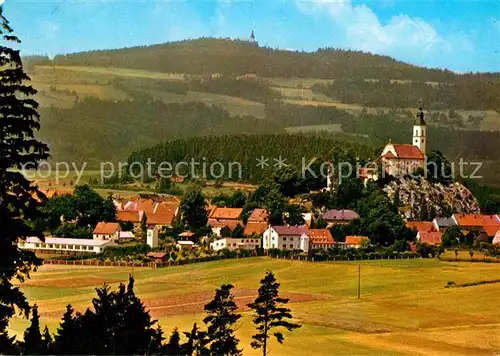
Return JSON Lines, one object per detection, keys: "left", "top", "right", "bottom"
{"left": 249, "top": 30, "right": 257, "bottom": 44}
{"left": 412, "top": 103, "right": 427, "bottom": 154}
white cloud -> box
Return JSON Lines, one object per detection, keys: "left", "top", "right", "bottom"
{"left": 297, "top": 0, "right": 473, "bottom": 63}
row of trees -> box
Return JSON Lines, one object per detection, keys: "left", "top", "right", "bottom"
{"left": 313, "top": 77, "right": 500, "bottom": 111}
{"left": 15, "top": 273, "right": 300, "bottom": 356}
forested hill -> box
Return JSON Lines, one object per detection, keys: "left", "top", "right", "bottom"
{"left": 25, "top": 37, "right": 469, "bottom": 81}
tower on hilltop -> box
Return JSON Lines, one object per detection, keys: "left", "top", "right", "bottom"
{"left": 412, "top": 101, "right": 427, "bottom": 154}
{"left": 249, "top": 30, "right": 257, "bottom": 44}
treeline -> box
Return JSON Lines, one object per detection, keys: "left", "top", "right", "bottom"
{"left": 313, "top": 78, "right": 500, "bottom": 111}
{"left": 265, "top": 101, "right": 356, "bottom": 127}
{"left": 127, "top": 134, "right": 375, "bottom": 184}
{"left": 27, "top": 38, "right": 491, "bottom": 82}
{"left": 11, "top": 273, "right": 300, "bottom": 355}
{"left": 39, "top": 97, "right": 283, "bottom": 164}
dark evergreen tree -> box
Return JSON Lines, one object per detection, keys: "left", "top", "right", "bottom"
{"left": 155, "top": 177, "right": 172, "bottom": 194}
{"left": 41, "top": 325, "right": 52, "bottom": 354}
{"left": 248, "top": 272, "right": 301, "bottom": 356}
{"left": 164, "top": 328, "right": 182, "bottom": 355}
{"left": 0, "top": 8, "right": 49, "bottom": 350}
{"left": 182, "top": 323, "right": 209, "bottom": 356}
{"left": 22, "top": 305, "right": 43, "bottom": 355}
{"left": 53, "top": 305, "right": 81, "bottom": 355}
{"left": 180, "top": 185, "right": 208, "bottom": 230}
{"left": 203, "top": 284, "right": 242, "bottom": 356}
{"left": 284, "top": 204, "right": 305, "bottom": 226}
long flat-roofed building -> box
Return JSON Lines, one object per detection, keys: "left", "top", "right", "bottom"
{"left": 18, "top": 236, "right": 118, "bottom": 255}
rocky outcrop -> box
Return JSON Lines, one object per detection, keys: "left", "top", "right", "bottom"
{"left": 383, "top": 177, "right": 480, "bottom": 220}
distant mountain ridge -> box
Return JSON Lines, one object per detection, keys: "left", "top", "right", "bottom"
{"left": 26, "top": 37, "right": 495, "bottom": 82}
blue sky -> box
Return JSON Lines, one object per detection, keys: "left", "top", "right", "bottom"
{"left": 3, "top": 0, "right": 500, "bottom": 72}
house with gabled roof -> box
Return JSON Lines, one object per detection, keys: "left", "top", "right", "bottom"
{"left": 406, "top": 221, "right": 434, "bottom": 233}
{"left": 343, "top": 235, "right": 369, "bottom": 249}
{"left": 321, "top": 209, "right": 359, "bottom": 226}
{"left": 93, "top": 222, "right": 121, "bottom": 241}
{"left": 432, "top": 217, "right": 456, "bottom": 232}
{"left": 262, "top": 225, "right": 310, "bottom": 252}
{"left": 309, "top": 229, "right": 335, "bottom": 250}
{"left": 208, "top": 207, "right": 244, "bottom": 237}
{"left": 247, "top": 208, "right": 268, "bottom": 223}
{"left": 417, "top": 231, "right": 443, "bottom": 245}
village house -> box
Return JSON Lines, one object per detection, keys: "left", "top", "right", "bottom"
{"left": 321, "top": 209, "right": 359, "bottom": 227}
{"left": 117, "top": 210, "right": 144, "bottom": 230}
{"left": 406, "top": 221, "right": 435, "bottom": 233}
{"left": 247, "top": 208, "right": 268, "bottom": 223}
{"left": 93, "top": 222, "right": 121, "bottom": 241}
{"left": 416, "top": 231, "right": 443, "bottom": 245}
{"left": 18, "top": 236, "right": 118, "bottom": 255}
{"left": 244, "top": 208, "right": 269, "bottom": 236}
{"left": 308, "top": 229, "right": 335, "bottom": 250}
{"left": 210, "top": 237, "right": 261, "bottom": 251}
{"left": 342, "top": 236, "right": 369, "bottom": 249}
{"left": 244, "top": 221, "right": 268, "bottom": 237}
{"left": 147, "top": 252, "right": 167, "bottom": 262}
{"left": 208, "top": 207, "right": 244, "bottom": 237}
{"left": 380, "top": 106, "right": 427, "bottom": 177}
{"left": 431, "top": 217, "right": 456, "bottom": 232}
{"left": 451, "top": 213, "right": 484, "bottom": 233}
{"left": 262, "top": 225, "right": 310, "bottom": 252}
{"left": 177, "top": 240, "right": 196, "bottom": 250}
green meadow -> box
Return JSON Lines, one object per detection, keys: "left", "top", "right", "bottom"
{"left": 10, "top": 258, "right": 500, "bottom": 355}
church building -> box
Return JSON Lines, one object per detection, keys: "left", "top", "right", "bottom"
{"left": 380, "top": 105, "right": 427, "bottom": 177}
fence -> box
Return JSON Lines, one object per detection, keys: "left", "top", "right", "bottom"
{"left": 42, "top": 254, "right": 253, "bottom": 269}
{"left": 268, "top": 253, "right": 422, "bottom": 262}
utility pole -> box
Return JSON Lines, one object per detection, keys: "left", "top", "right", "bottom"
{"left": 357, "top": 264, "right": 361, "bottom": 299}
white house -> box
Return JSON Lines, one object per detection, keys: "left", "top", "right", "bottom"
{"left": 262, "top": 226, "right": 309, "bottom": 252}
{"left": 146, "top": 225, "right": 159, "bottom": 249}
{"left": 18, "top": 236, "right": 118, "bottom": 255}
{"left": 93, "top": 222, "right": 121, "bottom": 241}
{"left": 210, "top": 237, "right": 261, "bottom": 251}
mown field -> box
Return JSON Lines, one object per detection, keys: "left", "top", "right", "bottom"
{"left": 10, "top": 258, "right": 500, "bottom": 355}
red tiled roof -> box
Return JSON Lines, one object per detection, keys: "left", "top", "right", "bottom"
{"left": 382, "top": 151, "right": 397, "bottom": 159}
{"left": 272, "top": 225, "right": 308, "bottom": 236}
{"left": 147, "top": 252, "right": 167, "bottom": 259}
{"left": 453, "top": 214, "right": 485, "bottom": 227}
{"left": 117, "top": 210, "right": 143, "bottom": 223}
{"left": 483, "top": 215, "right": 500, "bottom": 226}
{"left": 93, "top": 222, "right": 120, "bottom": 235}
{"left": 418, "top": 231, "right": 442, "bottom": 245}
{"left": 309, "top": 229, "right": 335, "bottom": 245}
{"left": 244, "top": 222, "right": 268, "bottom": 236}
{"left": 392, "top": 144, "right": 425, "bottom": 160}
{"left": 345, "top": 236, "right": 369, "bottom": 246}
{"left": 179, "top": 231, "right": 195, "bottom": 238}
{"left": 483, "top": 225, "right": 500, "bottom": 237}
{"left": 209, "top": 219, "right": 243, "bottom": 230}
{"left": 247, "top": 208, "right": 268, "bottom": 223}
{"left": 147, "top": 203, "right": 178, "bottom": 226}
{"left": 209, "top": 207, "right": 243, "bottom": 220}
{"left": 406, "top": 221, "right": 434, "bottom": 232}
